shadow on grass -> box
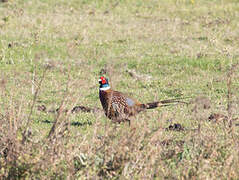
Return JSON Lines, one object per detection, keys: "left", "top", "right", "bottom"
{"left": 42, "top": 120, "right": 92, "bottom": 126}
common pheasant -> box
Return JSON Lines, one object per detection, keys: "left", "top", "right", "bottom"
{"left": 99, "top": 76, "right": 186, "bottom": 123}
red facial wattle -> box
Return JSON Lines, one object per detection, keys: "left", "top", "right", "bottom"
{"left": 101, "top": 76, "right": 107, "bottom": 84}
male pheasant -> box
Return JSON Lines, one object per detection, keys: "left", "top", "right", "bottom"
{"left": 99, "top": 76, "right": 185, "bottom": 123}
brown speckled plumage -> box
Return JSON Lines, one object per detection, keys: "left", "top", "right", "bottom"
{"left": 99, "top": 89, "right": 144, "bottom": 123}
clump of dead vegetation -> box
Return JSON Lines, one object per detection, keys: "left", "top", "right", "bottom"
{"left": 0, "top": 69, "right": 77, "bottom": 179}
{"left": 0, "top": 63, "right": 239, "bottom": 179}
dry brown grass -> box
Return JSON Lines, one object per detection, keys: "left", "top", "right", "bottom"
{"left": 0, "top": 64, "right": 238, "bottom": 179}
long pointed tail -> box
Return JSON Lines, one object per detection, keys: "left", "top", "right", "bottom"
{"left": 142, "top": 98, "right": 189, "bottom": 109}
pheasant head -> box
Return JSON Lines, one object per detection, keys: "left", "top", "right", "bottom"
{"left": 98, "top": 76, "right": 110, "bottom": 91}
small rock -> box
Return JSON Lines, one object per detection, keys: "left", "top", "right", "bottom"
{"left": 37, "top": 105, "right": 46, "bottom": 112}
{"left": 166, "top": 123, "right": 184, "bottom": 131}
{"left": 208, "top": 113, "right": 228, "bottom": 123}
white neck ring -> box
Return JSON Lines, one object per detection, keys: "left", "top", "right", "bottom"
{"left": 100, "top": 86, "right": 110, "bottom": 91}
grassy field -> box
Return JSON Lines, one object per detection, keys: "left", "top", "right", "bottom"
{"left": 0, "top": 0, "right": 239, "bottom": 179}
